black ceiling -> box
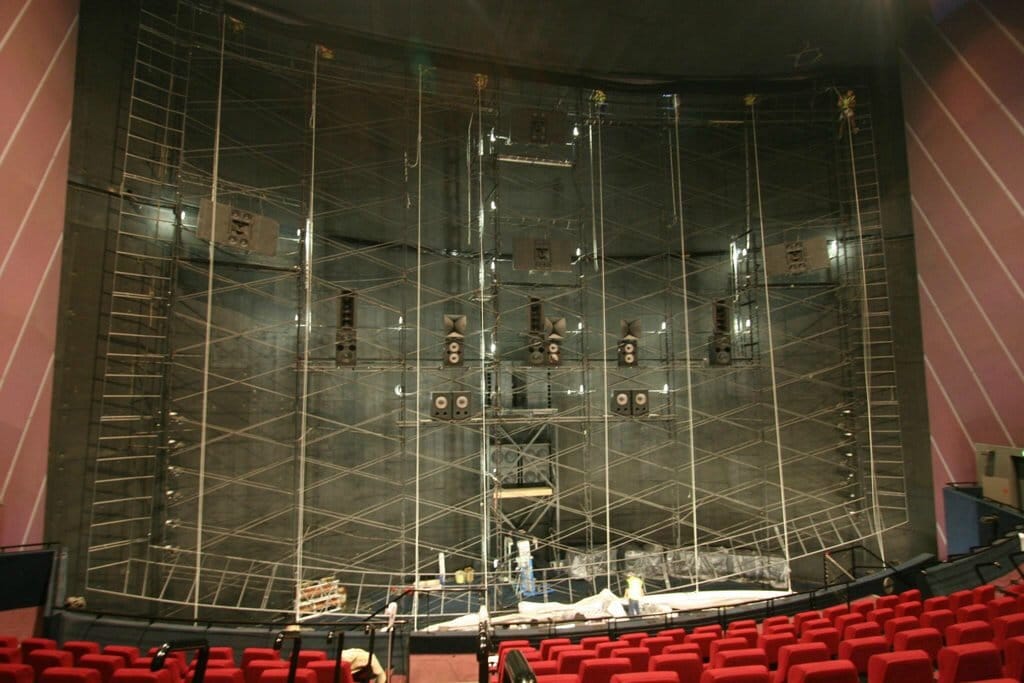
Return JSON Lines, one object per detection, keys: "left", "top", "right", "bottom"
{"left": 234, "top": 0, "right": 910, "bottom": 80}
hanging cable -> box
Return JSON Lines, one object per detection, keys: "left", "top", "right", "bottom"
{"left": 671, "top": 95, "right": 701, "bottom": 591}
{"left": 590, "top": 103, "right": 613, "bottom": 584}
{"left": 412, "top": 65, "right": 424, "bottom": 630}
{"left": 846, "top": 105, "right": 886, "bottom": 562}
{"left": 194, "top": 11, "right": 227, "bottom": 621}
{"left": 474, "top": 73, "right": 491, "bottom": 608}
{"left": 748, "top": 96, "right": 793, "bottom": 592}
{"left": 294, "top": 43, "right": 318, "bottom": 622}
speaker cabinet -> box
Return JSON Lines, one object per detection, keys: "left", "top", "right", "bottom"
{"left": 612, "top": 389, "right": 649, "bottom": 416}
{"left": 632, "top": 389, "right": 649, "bottom": 417}
{"left": 451, "top": 391, "right": 472, "bottom": 420}
{"left": 335, "top": 291, "right": 357, "bottom": 367}
{"left": 528, "top": 297, "right": 544, "bottom": 333}
{"left": 431, "top": 392, "right": 451, "bottom": 420}
{"left": 709, "top": 334, "right": 732, "bottom": 366}
{"left": 612, "top": 389, "right": 632, "bottom": 416}
{"left": 544, "top": 317, "right": 565, "bottom": 366}
{"left": 197, "top": 198, "right": 279, "bottom": 256}
{"left": 618, "top": 319, "right": 641, "bottom": 367}
{"left": 527, "top": 336, "right": 546, "bottom": 366}
{"left": 443, "top": 314, "right": 467, "bottom": 367}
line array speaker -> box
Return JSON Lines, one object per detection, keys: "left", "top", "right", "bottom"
{"left": 431, "top": 391, "right": 473, "bottom": 421}
{"left": 443, "top": 314, "right": 467, "bottom": 367}
{"left": 335, "top": 290, "right": 356, "bottom": 367}
{"left": 197, "top": 198, "right": 279, "bottom": 256}
{"left": 618, "top": 319, "right": 640, "bottom": 367}
{"left": 611, "top": 389, "right": 649, "bottom": 417}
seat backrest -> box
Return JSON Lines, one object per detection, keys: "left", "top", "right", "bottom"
{"left": 555, "top": 649, "right": 595, "bottom": 675}
{"left": 1003, "top": 635, "right": 1024, "bottom": 682}
{"left": 581, "top": 636, "right": 611, "bottom": 651}
{"left": 692, "top": 625, "right": 723, "bottom": 638}
{"left": 788, "top": 660, "right": 857, "bottom": 683}
{"left": 639, "top": 637, "right": 673, "bottom": 657}
{"left": 894, "top": 601, "right": 922, "bottom": 619}
{"left": 773, "top": 642, "right": 828, "bottom": 683}
{"left": 875, "top": 595, "right": 900, "bottom": 610}
{"left": 38, "top": 667, "right": 103, "bottom": 683}
{"left": 709, "top": 638, "right": 747, "bottom": 661}
{"left": 800, "top": 627, "right": 839, "bottom": 657}
{"left": 712, "top": 648, "right": 768, "bottom": 670}
{"left": 27, "top": 649, "right": 74, "bottom": 677}
{"left": 661, "top": 644, "right": 701, "bottom": 657}
{"left": 0, "top": 664, "right": 33, "bottom": 683}
{"left": 837, "top": 636, "right": 887, "bottom": 674}
{"left": 891, "top": 627, "right": 942, "bottom": 664}
{"left": 698, "top": 664, "right": 770, "bottom": 683}
{"left": 866, "top": 650, "right": 932, "bottom": 683}
{"left": 936, "top": 642, "right": 1002, "bottom": 683}
{"left": 657, "top": 629, "right": 686, "bottom": 645}
{"left": 619, "top": 633, "right": 649, "bottom": 648}
{"left": 945, "top": 619, "right": 995, "bottom": 646}
{"left": 62, "top": 643, "right": 101, "bottom": 665}
{"left": 883, "top": 616, "right": 920, "bottom": 644}
{"left": 111, "top": 669, "right": 174, "bottom": 683}
{"left": 577, "top": 657, "right": 631, "bottom": 683}
{"left": 844, "top": 622, "right": 881, "bottom": 640}
{"left": 609, "top": 647, "right": 649, "bottom": 672}
{"left": 947, "top": 590, "right": 973, "bottom": 612}
{"left": 755, "top": 633, "right": 795, "bottom": 666}
{"left": 955, "top": 604, "right": 988, "bottom": 624}
{"left": 649, "top": 653, "right": 701, "bottom": 682}
{"left": 920, "top": 609, "right": 955, "bottom": 633}
{"left": 304, "top": 659, "right": 353, "bottom": 683}
{"left": 834, "top": 613, "right": 865, "bottom": 638}
{"left": 539, "top": 638, "right": 572, "bottom": 659}
{"left": 972, "top": 585, "right": 996, "bottom": 605}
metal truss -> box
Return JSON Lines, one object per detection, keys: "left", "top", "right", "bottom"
{"left": 83, "top": 1, "right": 908, "bottom": 623}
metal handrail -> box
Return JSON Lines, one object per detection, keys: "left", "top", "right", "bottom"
{"left": 152, "top": 640, "right": 209, "bottom": 683}
{"left": 272, "top": 629, "right": 302, "bottom": 683}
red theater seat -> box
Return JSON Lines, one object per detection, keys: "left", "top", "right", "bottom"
{"left": 800, "top": 627, "right": 839, "bottom": 658}
{"left": 578, "top": 657, "right": 630, "bottom": 683}
{"left": 948, "top": 590, "right": 974, "bottom": 613}
{"left": 145, "top": 652, "right": 186, "bottom": 671}
{"left": 892, "top": 627, "right": 942, "bottom": 664}
{"left": 923, "top": 596, "right": 950, "bottom": 612}
{"left": 39, "top": 668, "right": 103, "bottom": 683}
{"left": 240, "top": 650, "right": 280, "bottom": 669}
{"left": 257, "top": 670, "right": 317, "bottom": 683}
{"left": 63, "top": 643, "right": 101, "bottom": 664}
{"left": 788, "top": 660, "right": 857, "bottom": 683}
{"left": 540, "top": 638, "right": 572, "bottom": 659}
{"left": 0, "top": 650, "right": 20, "bottom": 665}
{"left": 207, "top": 649, "right": 235, "bottom": 665}
{"left": 921, "top": 609, "right": 956, "bottom": 635}
{"left": 875, "top": 595, "right": 900, "bottom": 610}
{"left": 995, "top": 613, "right": 1024, "bottom": 647}
{"left": 973, "top": 585, "right": 996, "bottom": 605}
{"left": 866, "top": 650, "right": 934, "bottom": 683}
{"left": 883, "top": 615, "right": 919, "bottom": 645}
{"left": 837, "top": 636, "right": 887, "bottom": 675}
{"left": 596, "top": 642, "right": 629, "bottom": 659}
{"left": 581, "top": 636, "right": 611, "bottom": 650}
{"left": 28, "top": 649, "right": 75, "bottom": 678}
{"left": 899, "top": 589, "right": 922, "bottom": 603}
{"left": 987, "top": 597, "right": 1018, "bottom": 622}
{"left": 866, "top": 608, "right": 895, "bottom": 629}
{"left": 895, "top": 601, "right": 923, "bottom": 619}
{"left": 773, "top": 643, "right": 828, "bottom": 683}
{"left": 760, "top": 617, "right": 789, "bottom": 630}
{"left": 957, "top": 604, "right": 989, "bottom": 624}
{"left": 620, "top": 634, "right": 649, "bottom": 648}
{"left": 649, "top": 653, "right": 701, "bottom": 683}
{"left": 661, "top": 644, "right": 701, "bottom": 657}
{"left": 727, "top": 620, "right": 756, "bottom": 632}
{"left": 0, "top": 642, "right": 16, "bottom": 651}
{"left": 712, "top": 649, "right": 768, "bottom": 669}
{"left": 530, "top": 661, "right": 558, "bottom": 677}
{"left": 834, "top": 613, "right": 865, "bottom": 639}
{"left": 755, "top": 633, "right": 795, "bottom": 667}
{"left": 304, "top": 660, "right": 353, "bottom": 683}
{"left": 822, "top": 605, "right": 849, "bottom": 624}
{"left": 946, "top": 620, "right": 995, "bottom": 646}
{"left": 728, "top": 630, "right": 758, "bottom": 649}
{"left": 22, "top": 639, "right": 58, "bottom": 658}
{"left": 937, "top": 642, "right": 1002, "bottom": 683}
{"left": 556, "top": 649, "right": 596, "bottom": 675}
{"left": 692, "top": 625, "right": 723, "bottom": 638}
{"left": 844, "top": 621, "right": 881, "bottom": 639}
{"left": 102, "top": 649, "right": 140, "bottom": 668}
{"left": 535, "top": 676, "right": 581, "bottom": 683}
{"left": 698, "top": 664, "right": 769, "bottom": 683}
{"left": 708, "top": 638, "right": 747, "bottom": 662}
{"left": 0, "top": 664, "right": 33, "bottom": 683}
{"left": 295, "top": 652, "right": 325, "bottom": 668}
{"left": 851, "top": 600, "right": 874, "bottom": 618}
{"left": 797, "top": 619, "right": 830, "bottom": 636}
{"left": 792, "top": 612, "right": 821, "bottom": 634}
{"left": 78, "top": 654, "right": 125, "bottom": 683}
{"left": 242, "top": 660, "right": 286, "bottom": 683}
{"left": 658, "top": 629, "right": 686, "bottom": 645}
{"left": 610, "top": 647, "right": 650, "bottom": 672}
{"left": 684, "top": 633, "right": 716, "bottom": 660}
{"left": 112, "top": 670, "right": 173, "bottom": 683}
{"left": 1003, "top": 635, "right": 1024, "bottom": 681}
{"left": 640, "top": 637, "right": 674, "bottom": 657}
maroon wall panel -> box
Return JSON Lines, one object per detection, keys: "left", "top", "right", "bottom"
{"left": 0, "top": 0, "right": 78, "bottom": 545}
{"left": 902, "top": 0, "right": 1024, "bottom": 556}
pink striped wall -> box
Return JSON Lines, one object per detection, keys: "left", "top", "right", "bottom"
{"left": 901, "top": 0, "right": 1024, "bottom": 557}
{"left": 0, "top": 0, "right": 78, "bottom": 546}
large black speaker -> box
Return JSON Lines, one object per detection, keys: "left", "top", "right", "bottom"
{"left": 443, "top": 314, "right": 466, "bottom": 367}
{"left": 528, "top": 297, "right": 544, "bottom": 333}
{"left": 709, "top": 334, "right": 732, "bottom": 366}
{"left": 545, "top": 317, "right": 565, "bottom": 366}
{"left": 335, "top": 291, "right": 357, "bottom": 367}
{"left": 527, "top": 336, "right": 546, "bottom": 366}
{"left": 451, "top": 391, "right": 472, "bottom": 420}
{"left": 631, "top": 389, "right": 649, "bottom": 417}
{"left": 709, "top": 300, "right": 732, "bottom": 366}
{"left": 611, "top": 389, "right": 632, "bottom": 416}
{"left": 197, "top": 198, "right": 279, "bottom": 256}
{"left": 618, "top": 319, "right": 641, "bottom": 367}
{"left": 431, "top": 392, "right": 451, "bottom": 420}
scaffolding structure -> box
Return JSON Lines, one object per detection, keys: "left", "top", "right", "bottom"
{"left": 84, "top": 1, "right": 909, "bottom": 623}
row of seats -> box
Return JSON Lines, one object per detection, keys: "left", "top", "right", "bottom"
{"left": 494, "top": 586, "right": 1024, "bottom": 682}
{"left": 0, "top": 638, "right": 354, "bottom": 683}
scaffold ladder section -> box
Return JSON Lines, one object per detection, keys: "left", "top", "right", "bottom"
{"left": 842, "top": 97, "right": 909, "bottom": 542}
{"left": 88, "top": 2, "right": 191, "bottom": 588}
